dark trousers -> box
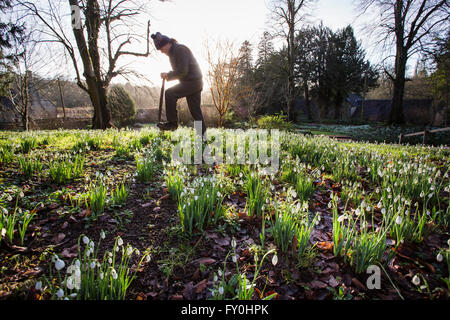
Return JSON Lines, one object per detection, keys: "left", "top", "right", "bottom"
{"left": 165, "top": 79, "right": 206, "bottom": 134}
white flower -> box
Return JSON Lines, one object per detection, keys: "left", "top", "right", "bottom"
{"left": 436, "top": 253, "right": 443, "bottom": 262}
{"left": 272, "top": 254, "right": 278, "bottom": 266}
{"left": 7, "top": 195, "right": 12, "bottom": 201}
{"left": 126, "top": 246, "right": 133, "bottom": 257}
{"left": 111, "top": 268, "right": 118, "bottom": 280}
{"left": 100, "top": 272, "right": 104, "bottom": 280}
{"left": 145, "top": 255, "right": 151, "bottom": 263}
{"left": 218, "top": 269, "right": 222, "bottom": 277}
{"left": 35, "top": 281, "right": 42, "bottom": 291}
{"left": 90, "top": 261, "right": 96, "bottom": 269}
{"left": 56, "top": 288, "right": 64, "bottom": 299}
{"left": 194, "top": 196, "right": 198, "bottom": 201}
{"left": 19, "top": 191, "right": 24, "bottom": 198}
{"left": 55, "top": 259, "right": 65, "bottom": 271}
{"left": 100, "top": 231, "right": 106, "bottom": 239}
{"left": 337, "top": 215, "right": 346, "bottom": 223}
{"left": 108, "top": 258, "right": 113, "bottom": 264}
{"left": 232, "top": 255, "right": 237, "bottom": 263}
{"left": 117, "top": 237, "right": 123, "bottom": 246}
{"left": 218, "top": 286, "right": 224, "bottom": 295}
{"left": 82, "top": 236, "right": 89, "bottom": 245}
{"left": 66, "top": 276, "right": 75, "bottom": 290}
{"left": 231, "top": 238, "right": 236, "bottom": 248}
{"left": 412, "top": 275, "right": 420, "bottom": 286}
{"left": 381, "top": 208, "right": 386, "bottom": 215}
{"left": 213, "top": 274, "right": 218, "bottom": 282}
{"left": 395, "top": 216, "right": 402, "bottom": 225}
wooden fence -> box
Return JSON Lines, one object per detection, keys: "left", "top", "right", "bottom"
{"left": 399, "top": 127, "right": 450, "bottom": 144}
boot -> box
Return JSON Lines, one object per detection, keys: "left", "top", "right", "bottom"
{"left": 157, "top": 121, "right": 178, "bottom": 131}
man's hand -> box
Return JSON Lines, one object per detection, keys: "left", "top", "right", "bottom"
{"left": 160, "top": 73, "right": 169, "bottom": 80}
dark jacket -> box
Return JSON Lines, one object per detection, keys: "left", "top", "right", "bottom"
{"left": 167, "top": 42, "right": 202, "bottom": 82}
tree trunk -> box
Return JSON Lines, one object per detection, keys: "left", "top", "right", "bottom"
{"left": 57, "top": 78, "right": 66, "bottom": 119}
{"left": 388, "top": 0, "right": 406, "bottom": 125}
{"left": 389, "top": 50, "right": 407, "bottom": 124}
{"left": 23, "top": 71, "right": 30, "bottom": 131}
{"left": 304, "top": 83, "right": 311, "bottom": 120}
{"left": 69, "top": 0, "right": 113, "bottom": 130}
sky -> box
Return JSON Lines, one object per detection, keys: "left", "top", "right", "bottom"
{"left": 125, "top": 0, "right": 366, "bottom": 88}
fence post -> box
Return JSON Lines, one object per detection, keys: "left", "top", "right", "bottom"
{"left": 423, "top": 130, "right": 428, "bottom": 145}
{"left": 399, "top": 134, "right": 403, "bottom": 144}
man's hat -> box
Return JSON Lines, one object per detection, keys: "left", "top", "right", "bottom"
{"left": 151, "top": 32, "right": 170, "bottom": 50}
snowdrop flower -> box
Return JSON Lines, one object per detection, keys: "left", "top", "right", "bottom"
{"left": 35, "top": 281, "right": 42, "bottom": 291}
{"left": 55, "top": 258, "right": 65, "bottom": 271}
{"left": 381, "top": 208, "right": 386, "bottom": 215}
{"left": 218, "top": 287, "right": 224, "bottom": 295}
{"left": 56, "top": 288, "right": 64, "bottom": 299}
{"left": 213, "top": 274, "right": 218, "bottom": 282}
{"left": 272, "top": 254, "right": 278, "bottom": 266}
{"left": 108, "top": 258, "right": 113, "bottom": 264}
{"left": 395, "top": 216, "right": 402, "bottom": 225}
{"left": 412, "top": 275, "right": 420, "bottom": 286}
{"left": 337, "top": 215, "right": 347, "bottom": 223}
{"left": 231, "top": 238, "right": 236, "bottom": 248}
{"left": 117, "top": 237, "right": 123, "bottom": 246}
{"left": 218, "top": 269, "right": 223, "bottom": 277}
{"left": 232, "top": 255, "right": 237, "bottom": 263}
{"left": 100, "top": 272, "right": 104, "bottom": 280}
{"left": 436, "top": 253, "right": 443, "bottom": 262}
{"left": 100, "top": 230, "right": 106, "bottom": 239}
{"left": 194, "top": 196, "right": 198, "bottom": 201}
{"left": 90, "top": 261, "right": 96, "bottom": 269}
{"left": 19, "top": 191, "right": 24, "bottom": 198}
{"left": 82, "top": 236, "right": 89, "bottom": 245}
{"left": 65, "top": 277, "right": 76, "bottom": 290}
{"left": 145, "top": 255, "right": 151, "bottom": 263}
{"left": 111, "top": 268, "right": 118, "bottom": 280}
{"left": 126, "top": 246, "right": 133, "bottom": 257}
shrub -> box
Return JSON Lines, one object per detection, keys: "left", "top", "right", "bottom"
{"left": 107, "top": 85, "right": 136, "bottom": 128}
{"left": 256, "top": 113, "right": 294, "bottom": 131}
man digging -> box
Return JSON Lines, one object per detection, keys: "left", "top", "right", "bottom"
{"left": 151, "top": 32, "right": 206, "bottom": 137}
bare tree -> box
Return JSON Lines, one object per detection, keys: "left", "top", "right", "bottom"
{"left": 205, "top": 39, "right": 242, "bottom": 127}
{"left": 269, "top": 0, "right": 315, "bottom": 122}
{"left": 18, "top": 0, "right": 162, "bottom": 129}
{"left": 357, "top": 0, "right": 449, "bottom": 124}
{"left": 6, "top": 32, "right": 47, "bottom": 131}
